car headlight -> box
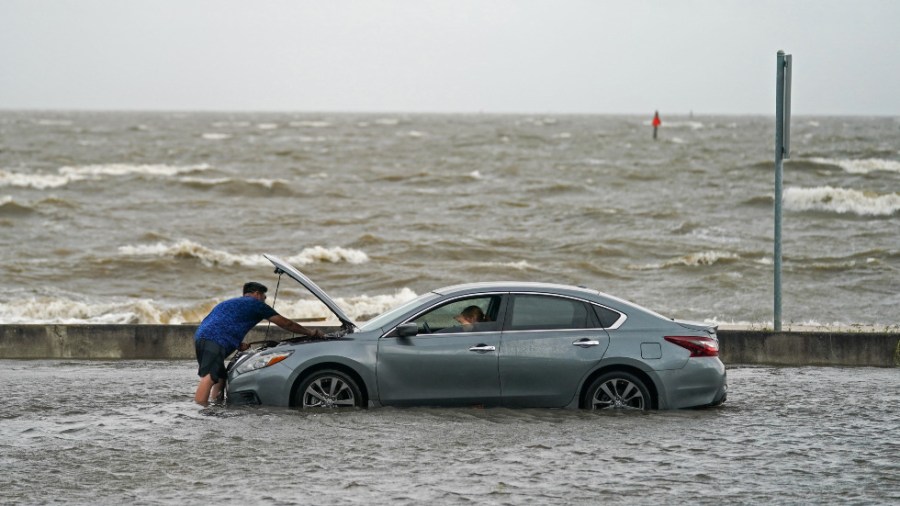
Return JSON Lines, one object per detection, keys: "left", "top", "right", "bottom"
{"left": 234, "top": 350, "right": 294, "bottom": 376}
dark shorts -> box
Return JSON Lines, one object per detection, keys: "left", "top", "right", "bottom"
{"left": 195, "top": 338, "right": 228, "bottom": 383}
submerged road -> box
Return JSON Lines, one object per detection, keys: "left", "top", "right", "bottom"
{"left": 0, "top": 361, "right": 897, "bottom": 505}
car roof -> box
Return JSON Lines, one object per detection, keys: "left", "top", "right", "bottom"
{"left": 431, "top": 281, "right": 667, "bottom": 320}
{"left": 432, "top": 281, "right": 602, "bottom": 298}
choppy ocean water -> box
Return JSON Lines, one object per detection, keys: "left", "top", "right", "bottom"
{"left": 0, "top": 361, "right": 897, "bottom": 505}
{"left": 0, "top": 112, "right": 898, "bottom": 326}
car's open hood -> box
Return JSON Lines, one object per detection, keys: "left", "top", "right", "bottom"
{"left": 264, "top": 254, "right": 357, "bottom": 331}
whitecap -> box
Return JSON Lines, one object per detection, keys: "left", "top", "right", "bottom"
{"left": 629, "top": 251, "right": 740, "bottom": 270}
{"left": 290, "top": 120, "right": 331, "bottom": 128}
{"left": 211, "top": 121, "right": 250, "bottom": 128}
{"left": 0, "top": 169, "right": 76, "bottom": 189}
{"left": 118, "top": 239, "right": 267, "bottom": 268}
{"left": 118, "top": 240, "right": 369, "bottom": 268}
{"left": 0, "top": 287, "right": 417, "bottom": 325}
{"left": 273, "top": 288, "right": 418, "bottom": 324}
{"left": 375, "top": 118, "right": 399, "bottom": 126}
{"left": 179, "top": 176, "right": 290, "bottom": 189}
{"left": 179, "top": 176, "right": 232, "bottom": 186}
{"left": 0, "top": 195, "right": 34, "bottom": 213}
{"left": 36, "top": 119, "right": 73, "bottom": 126}
{"left": 257, "top": 123, "right": 278, "bottom": 130}
{"left": 59, "top": 163, "right": 211, "bottom": 178}
{"left": 805, "top": 157, "right": 900, "bottom": 174}
{"left": 476, "top": 260, "right": 534, "bottom": 271}
{"left": 664, "top": 251, "right": 739, "bottom": 267}
{"left": 0, "top": 295, "right": 217, "bottom": 324}
{"left": 287, "top": 245, "right": 369, "bottom": 266}
{"left": 656, "top": 121, "right": 704, "bottom": 130}
{"left": 202, "top": 133, "right": 231, "bottom": 140}
{"left": 784, "top": 186, "right": 900, "bottom": 216}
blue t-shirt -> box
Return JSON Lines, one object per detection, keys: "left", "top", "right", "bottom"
{"left": 194, "top": 296, "right": 278, "bottom": 354}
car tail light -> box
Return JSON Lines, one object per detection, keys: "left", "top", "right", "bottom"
{"left": 664, "top": 335, "right": 719, "bottom": 357}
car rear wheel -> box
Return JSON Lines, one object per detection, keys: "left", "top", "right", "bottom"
{"left": 585, "top": 372, "right": 650, "bottom": 410}
{"left": 295, "top": 369, "right": 363, "bottom": 408}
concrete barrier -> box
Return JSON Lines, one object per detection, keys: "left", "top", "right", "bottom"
{"left": 1, "top": 325, "right": 898, "bottom": 367}
{"left": 720, "top": 330, "right": 899, "bottom": 367}
{"left": 0, "top": 324, "right": 322, "bottom": 360}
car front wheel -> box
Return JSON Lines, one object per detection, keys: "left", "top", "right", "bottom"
{"left": 585, "top": 372, "right": 651, "bottom": 410}
{"left": 295, "top": 369, "right": 363, "bottom": 408}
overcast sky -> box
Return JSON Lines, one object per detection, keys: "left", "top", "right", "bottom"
{"left": 2, "top": 0, "right": 898, "bottom": 116}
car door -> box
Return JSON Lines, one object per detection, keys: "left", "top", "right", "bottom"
{"left": 499, "top": 293, "right": 610, "bottom": 408}
{"left": 376, "top": 295, "right": 505, "bottom": 407}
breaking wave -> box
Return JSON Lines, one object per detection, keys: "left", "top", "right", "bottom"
{"left": 289, "top": 120, "right": 331, "bottom": 128}
{"left": 0, "top": 288, "right": 417, "bottom": 324}
{"left": 274, "top": 288, "right": 419, "bottom": 324}
{"left": 0, "top": 164, "right": 212, "bottom": 189}
{"left": 475, "top": 260, "right": 535, "bottom": 271}
{"left": 0, "top": 169, "right": 74, "bottom": 189}
{"left": 805, "top": 157, "right": 900, "bottom": 174}
{"left": 179, "top": 176, "right": 293, "bottom": 193}
{"left": 784, "top": 186, "right": 900, "bottom": 216}
{"left": 117, "top": 240, "right": 369, "bottom": 267}
{"left": 59, "top": 163, "right": 212, "bottom": 177}
{"left": 0, "top": 196, "right": 35, "bottom": 215}
{"left": 201, "top": 133, "right": 231, "bottom": 140}
{"left": 629, "top": 251, "right": 741, "bottom": 270}
{"left": 652, "top": 120, "right": 704, "bottom": 130}
{"left": 0, "top": 296, "right": 214, "bottom": 325}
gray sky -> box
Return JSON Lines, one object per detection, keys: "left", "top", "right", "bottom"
{"left": 2, "top": 0, "right": 898, "bottom": 115}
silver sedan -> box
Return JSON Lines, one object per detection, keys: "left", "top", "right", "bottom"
{"left": 226, "top": 255, "right": 727, "bottom": 410}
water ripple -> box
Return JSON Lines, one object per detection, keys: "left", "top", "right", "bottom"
{"left": 0, "top": 360, "right": 897, "bottom": 504}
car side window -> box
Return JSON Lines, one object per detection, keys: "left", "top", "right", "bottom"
{"left": 508, "top": 294, "right": 593, "bottom": 331}
{"left": 409, "top": 296, "right": 501, "bottom": 335}
{"left": 592, "top": 304, "right": 623, "bottom": 328}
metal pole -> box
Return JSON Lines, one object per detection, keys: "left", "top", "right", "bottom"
{"left": 774, "top": 50, "right": 786, "bottom": 332}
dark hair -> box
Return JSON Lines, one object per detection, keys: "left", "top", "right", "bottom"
{"left": 460, "top": 305, "right": 485, "bottom": 321}
{"left": 243, "top": 282, "right": 268, "bottom": 295}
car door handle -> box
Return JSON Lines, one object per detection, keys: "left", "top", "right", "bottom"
{"left": 469, "top": 344, "right": 496, "bottom": 353}
{"left": 573, "top": 339, "right": 601, "bottom": 348}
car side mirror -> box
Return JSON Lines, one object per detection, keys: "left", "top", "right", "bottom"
{"left": 395, "top": 323, "right": 418, "bottom": 338}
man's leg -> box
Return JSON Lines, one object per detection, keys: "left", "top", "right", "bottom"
{"left": 210, "top": 378, "right": 226, "bottom": 404}
{"left": 195, "top": 374, "right": 216, "bottom": 406}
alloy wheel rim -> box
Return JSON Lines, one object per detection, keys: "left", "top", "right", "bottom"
{"left": 592, "top": 378, "right": 645, "bottom": 410}
{"left": 303, "top": 376, "right": 356, "bottom": 408}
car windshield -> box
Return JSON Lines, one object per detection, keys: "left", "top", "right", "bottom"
{"left": 357, "top": 292, "right": 440, "bottom": 332}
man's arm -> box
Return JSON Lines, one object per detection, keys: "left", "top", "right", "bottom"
{"left": 268, "top": 315, "right": 325, "bottom": 338}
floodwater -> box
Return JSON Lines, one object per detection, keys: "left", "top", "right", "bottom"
{"left": 0, "top": 361, "right": 897, "bottom": 505}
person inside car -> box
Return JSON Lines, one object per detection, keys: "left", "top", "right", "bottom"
{"left": 454, "top": 305, "right": 486, "bottom": 331}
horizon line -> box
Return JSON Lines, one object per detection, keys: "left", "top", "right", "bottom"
{"left": 1, "top": 107, "right": 897, "bottom": 118}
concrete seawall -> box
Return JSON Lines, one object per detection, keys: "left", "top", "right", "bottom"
{"left": 1, "top": 325, "right": 898, "bottom": 367}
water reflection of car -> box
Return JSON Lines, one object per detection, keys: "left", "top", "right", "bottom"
{"left": 226, "top": 254, "right": 727, "bottom": 410}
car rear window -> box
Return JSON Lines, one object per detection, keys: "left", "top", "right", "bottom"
{"left": 592, "top": 304, "right": 623, "bottom": 328}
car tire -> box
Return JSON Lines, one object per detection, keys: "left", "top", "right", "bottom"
{"left": 295, "top": 369, "right": 363, "bottom": 409}
{"left": 584, "top": 371, "right": 651, "bottom": 410}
